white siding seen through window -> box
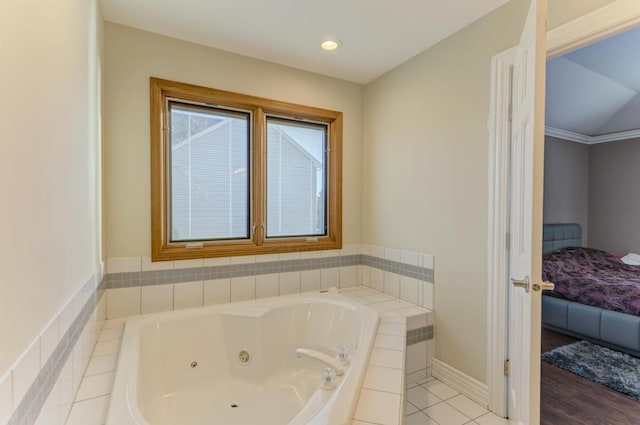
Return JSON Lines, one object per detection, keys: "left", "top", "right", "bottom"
{"left": 266, "top": 118, "right": 326, "bottom": 238}
{"left": 169, "top": 103, "right": 250, "bottom": 242}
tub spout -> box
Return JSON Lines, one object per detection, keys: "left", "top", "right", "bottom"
{"left": 295, "top": 348, "right": 345, "bottom": 376}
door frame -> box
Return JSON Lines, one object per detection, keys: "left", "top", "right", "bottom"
{"left": 487, "top": 0, "right": 640, "bottom": 417}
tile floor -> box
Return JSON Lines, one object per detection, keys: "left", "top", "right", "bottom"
{"left": 404, "top": 377, "right": 508, "bottom": 425}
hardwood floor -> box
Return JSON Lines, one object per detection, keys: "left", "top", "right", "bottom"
{"left": 540, "top": 328, "right": 640, "bottom": 425}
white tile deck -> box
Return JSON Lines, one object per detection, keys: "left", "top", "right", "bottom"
{"left": 64, "top": 319, "right": 123, "bottom": 425}
{"left": 369, "top": 348, "right": 404, "bottom": 369}
{"left": 74, "top": 372, "right": 115, "bottom": 402}
{"left": 354, "top": 389, "right": 402, "bottom": 425}
{"left": 65, "top": 395, "right": 110, "bottom": 425}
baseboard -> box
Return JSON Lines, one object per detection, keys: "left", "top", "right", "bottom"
{"left": 432, "top": 358, "right": 489, "bottom": 409}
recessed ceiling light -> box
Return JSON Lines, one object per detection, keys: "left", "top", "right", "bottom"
{"left": 321, "top": 39, "right": 341, "bottom": 51}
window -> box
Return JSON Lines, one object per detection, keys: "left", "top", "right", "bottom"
{"left": 266, "top": 117, "right": 327, "bottom": 238}
{"left": 168, "top": 103, "right": 250, "bottom": 242}
{"left": 151, "top": 78, "right": 342, "bottom": 260}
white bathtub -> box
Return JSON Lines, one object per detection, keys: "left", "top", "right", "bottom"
{"left": 105, "top": 290, "right": 379, "bottom": 425}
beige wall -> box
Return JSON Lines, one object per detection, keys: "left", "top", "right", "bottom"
{"left": 104, "top": 23, "right": 364, "bottom": 257}
{"left": 363, "top": 0, "right": 616, "bottom": 383}
{"left": 102, "top": 0, "right": 616, "bottom": 384}
{"left": 0, "top": 0, "right": 103, "bottom": 373}
{"left": 547, "top": 0, "right": 616, "bottom": 28}
{"left": 543, "top": 136, "right": 590, "bottom": 243}
{"left": 589, "top": 138, "right": 640, "bottom": 254}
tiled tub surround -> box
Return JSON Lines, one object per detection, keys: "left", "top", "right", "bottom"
{"left": 0, "top": 244, "right": 433, "bottom": 425}
{"left": 0, "top": 245, "right": 433, "bottom": 425}
{"left": 1, "top": 272, "right": 106, "bottom": 425}
{"left": 104, "top": 244, "right": 435, "bottom": 319}
{"left": 64, "top": 287, "right": 434, "bottom": 425}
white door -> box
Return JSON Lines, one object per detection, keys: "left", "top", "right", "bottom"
{"left": 507, "top": 0, "right": 547, "bottom": 424}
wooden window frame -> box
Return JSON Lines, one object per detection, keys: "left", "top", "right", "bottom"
{"left": 150, "top": 77, "right": 342, "bottom": 261}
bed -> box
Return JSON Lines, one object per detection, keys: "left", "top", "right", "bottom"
{"left": 541, "top": 223, "right": 640, "bottom": 357}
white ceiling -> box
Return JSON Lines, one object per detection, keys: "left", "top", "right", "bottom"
{"left": 546, "top": 27, "right": 640, "bottom": 139}
{"left": 99, "top": 0, "right": 508, "bottom": 84}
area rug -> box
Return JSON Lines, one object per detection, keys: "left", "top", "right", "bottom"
{"left": 541, "top": 340, "right": 640, "bottom": 401}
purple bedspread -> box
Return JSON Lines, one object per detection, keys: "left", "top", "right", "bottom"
{"left": 542, "top": 247, "right": 640, "bottom": 316}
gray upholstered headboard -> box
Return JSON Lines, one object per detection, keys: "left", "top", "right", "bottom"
{"left": 543, "top": 223, "right": 582, "bottom": 254}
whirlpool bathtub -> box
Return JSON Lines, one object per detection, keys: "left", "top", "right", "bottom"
{"left": 105, "top": 290, "right": 379, "bottom": 425}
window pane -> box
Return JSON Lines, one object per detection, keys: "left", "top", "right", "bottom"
{"left": 266, "top": 118, "right": 326, "bottom": 238}
{"left": 169, "top": 102, "right": 250, "bottom": 242}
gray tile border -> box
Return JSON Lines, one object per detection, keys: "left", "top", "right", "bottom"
{"left": 8, "top": 275, "right": 107, "bottom": 425}
{"left": 406, "top": 325, "right": 434, "bottom": 346}
{"left": 105, "top": 254, "right": 434, "bottom": 289}
{"left": 362, "top": 255, "right": 434, "bottom": 282}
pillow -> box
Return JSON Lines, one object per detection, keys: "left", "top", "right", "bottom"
{"left": 621, "top": 253, "right": 640, "bottom": 266}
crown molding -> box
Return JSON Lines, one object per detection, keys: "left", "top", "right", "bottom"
{"left": 545, "top": 126, "right": 640, "bottom": 145}
{"left": 590, "top": 128, "right": 640, "bottom": 144}
{"left": 544, "top": 127, "right": 591, "bottom": 144}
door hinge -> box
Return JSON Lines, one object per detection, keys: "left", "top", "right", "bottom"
{"left": 506, "top": 232, "right": 510, "bottom": 250}
{"left": 504, "top": 359, "right": 510, "bottom": 377}
{"left": 507, "top": 104, "right": 513, "bottom": 122}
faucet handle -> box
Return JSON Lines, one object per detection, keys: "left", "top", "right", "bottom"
{"left": 321, "top": 367, "right": 337, "bottom": 390}
{"left": 336, "top": 345, "right": 351, "bottom": 365}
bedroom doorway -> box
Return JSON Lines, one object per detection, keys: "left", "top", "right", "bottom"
{"left": 487, "top": 1, "right": 640, "bottom": 423}
{"left": 540, "top": 21, "right": 640, "bottom": 425}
